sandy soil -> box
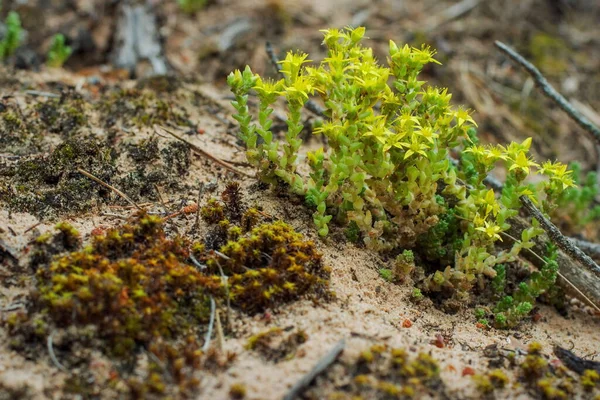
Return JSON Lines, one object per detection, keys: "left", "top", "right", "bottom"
{"left": 1, "top": 0, "right": 600, "bottom": 399}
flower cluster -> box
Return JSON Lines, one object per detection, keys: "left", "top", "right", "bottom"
{"left": 228, "top": 27, "right": 574, "bottom": 313}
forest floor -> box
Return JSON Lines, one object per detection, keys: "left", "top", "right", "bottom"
{"left": 1, "top": 0, "right": 600, "bottom": 399}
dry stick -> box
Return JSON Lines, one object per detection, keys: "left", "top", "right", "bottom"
{"left": 520, "top": 195, "right": 600, "bottom": 279}
{"left": 423, "top": 0, "right": 482, "bottom": 32}
{"left": 570, "top": 238, "right": 600, "bottom": 260}
{"left": 500, "top": 230, "right": 600, "bottom": 314}
{"left": 202, "top": 296, "right": 216, "bottom": 352}
{"left": 495, "top": 41, "right": 600, "bottom": 144}
{"left": 156, "top": 125, "right": 255, "bottom": 178}
{"left": 47, "top": 331, "right": 69, "bottom": 373}
{"left": 76, "top": 168, "right": 142, "bottom": 211}
{"left": 283, "top": 339, "right": 346, "bottom": 400}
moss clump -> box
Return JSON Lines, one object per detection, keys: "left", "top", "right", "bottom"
{"left": 516, "top": 343, "right": 581, "bottom": 400}
{"left": 126, "top": 336, "right": 234, "bottom": 399}
{"left": 6, "top": 213, "right": 250, "bottom": 397}
{"left": 306, "top": 344, "right": 444, "bottom": 399}
{"left": 472, "top": 369, "right": 509, "bottom": 394}
{"left": 582, "top": 370, "right": 600, "bottom": 392}
{"left": 199, "top": 220, "right": 332, "bottom": 313}
{"left": 245, "top": 327, "right": 308, "bottom": 362}
{"left": 201, "top": 198, "right": 226, "bottom": 224}
{"left": 229, "top": 383, "right": 247, "bottom": 400}
{"left": 32, "top": 213, "right": 219, "bottom": 355}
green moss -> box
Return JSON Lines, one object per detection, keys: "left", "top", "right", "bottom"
{"left": 306, "top": 344, "right": 443, "bottom": 399}
{"left": 473, "top": 368, "right": 509, "bottom": 393}
{"left": 0, "top": 108, "right": 42, "bottom": 155}
{"left": 246, "top": 327, "right": 307, "bottom": 362}
{"left": 201, "top": 198, "right": 226, "bottom": 224}
{"left": 199, "top": 220, "right": 332, "bottom": 313}
{"left": 514, "top": 343, "right": 581, "bottom": 399}
{"left": 582, "top": 370, "right": 600, "bottom": 391}
{"left": 379, "top": 268, "right": 393, "bottom": 282}
{"left": 229, "top": 383, "right": 247, "bottom": 399}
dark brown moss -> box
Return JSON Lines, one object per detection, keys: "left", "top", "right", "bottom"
{"left": 246, "top": 327, "right": 308, "bottom": 362}
{"left": 36, "top": 95, "right": 87, "bottom": 136}
{"left": 0, "top": 104, "right": 42, "bottom": 155}
{"left": 97, "top": 88, "right": 192, "bottom": 129}
{"left": 0, "top": 137, "right": 116, "bottom": 216}
{"left": 304, "top": 344, "right": 445, "bottom": 399}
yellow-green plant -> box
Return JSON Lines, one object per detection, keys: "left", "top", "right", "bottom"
{"left": 228, "top": 27, "right": 574, "bottom": 308}
{"left": 47, "top": 33, "right": 72, "bottom": 68}
{"left": 178, "top": 0, "right": 206, "bottom": 14}
{"left": 0, "top": 11, "right": 22, "bottom": 60}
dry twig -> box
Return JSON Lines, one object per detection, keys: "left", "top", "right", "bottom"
{"left": 283, "top": 339, "right": 346, "bottom": 400}
{"left": 423, "top": 0, "right": 482, "bottom": 32}
{"left": 495, "top": 41, "right": 600, "bottom": 145}
{"left": 156, "top": 125, "right": 254, "bottom": 178}
{"left": 77, "top": 168, "right": 142, "bottom": 210}
{"left": 520, "top": 195, "right": 600, "bottom": 278}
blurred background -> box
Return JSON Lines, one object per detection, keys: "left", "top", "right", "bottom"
{"left": 2, "top": 0, "right": 599, "bottom": 172}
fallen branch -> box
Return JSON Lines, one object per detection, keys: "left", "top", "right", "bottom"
{"left": 495, "top": 41, "right": 600, "bottom": 145}
{"left": 283, "top": 339, "right": 346, "bottom": 400}
{"left": 570, "top": 237, "right": 600, "bottom": 261}
{"left": 423, "top": 0, "right": 481, "bottom": 32}
{"left": 156, "top": 125, "right": 255, "bottom": 178}
{"left": 77, "top": 168, "right": 142, "bottom": 211}
{"left": 520, "top": 195, "right": 600, "bottom": 279}
{"left": 554, "top": 346, "right": 600, "bottom": 374}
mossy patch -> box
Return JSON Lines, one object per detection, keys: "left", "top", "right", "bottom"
{"left": 0, "top": 104, "right": 42, "bottom": 155}
{"left": 118, "top": 137, "right": 192, "bottom": 202}
{"left": 36, "top": 94, "right": 87, "bottom": 136}
{"left": 98, "top": 88, "right": 192, "bottom": 129}
{"left": 245, "top": 327, "right": 308, "bottom": 362}
{"left": 528, "top": 32, "right": 569, "bottom": 76}
{"left": 0, "top": 136, "right": 116, "bottom": 217}
{"left": 304, "top": 344, "right": 445, "bottom": 399}
{"left": 5, "top": 201, "right": 331, "bottom": 397}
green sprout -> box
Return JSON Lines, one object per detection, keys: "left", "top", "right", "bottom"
{"left": 178, "top": 0, "right": 206, "bottom": 14}
{"left": 0, "top": 11, "right": 22, "bottom": 60}
{"left": 47, "top": 33, "right": 72, "bottom": 68}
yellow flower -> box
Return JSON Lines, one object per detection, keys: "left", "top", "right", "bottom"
{"left": 454, "top": 107, "right": 477, "bottom": 127}
{"left": 476, "top": 221, "right": 503, "bottom": 241}
{"left": 508, "top": 151, "right": 539, "bottom": 176}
